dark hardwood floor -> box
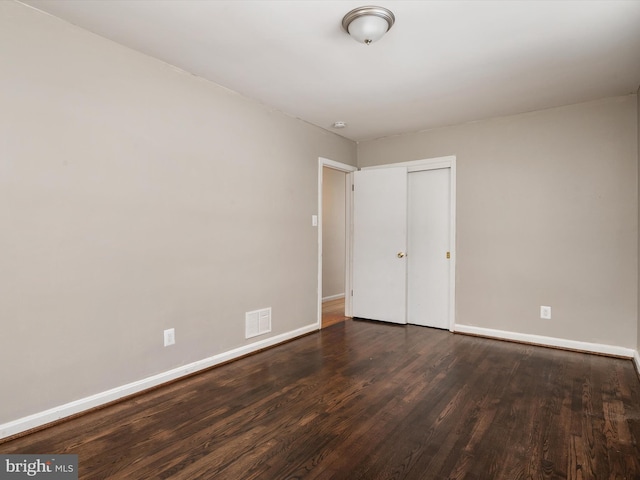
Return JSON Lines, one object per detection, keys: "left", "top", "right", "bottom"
{"left": 2, "top": 319, "right": 640, "bottom": 479}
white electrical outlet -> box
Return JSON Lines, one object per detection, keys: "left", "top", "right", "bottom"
{"left": 540, "top": 306, "right": 551, "bottom": 320}
{"left": 164, "top": 328, "right": 175, "bottom": 346}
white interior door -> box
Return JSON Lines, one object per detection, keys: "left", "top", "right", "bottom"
{"left": 407, "top": 168, "right": 451, "bottom": 329}
{"left": 352, "top": 167, "right": 407, "bottom": 324}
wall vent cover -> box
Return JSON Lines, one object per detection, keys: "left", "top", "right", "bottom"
{"left": 245, "top": 307, "right": 272, "bottom": 339}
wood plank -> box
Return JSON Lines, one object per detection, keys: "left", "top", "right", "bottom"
{"left": 2, "top": 320, "right": 639, "bottom": 479}
{"left": 322, "top": 297, "right": 348, "bottom": 328}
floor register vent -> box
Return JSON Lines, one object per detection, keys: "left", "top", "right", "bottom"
{"left": 245, "top": 307, "right": 272, "bottom": 339}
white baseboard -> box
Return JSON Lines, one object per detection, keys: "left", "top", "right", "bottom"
{"left": 454, "top": 324, "right": 635, "bottom": 358}
{"left": 322, "top": 293, "right": 345, "bottom": 302}
{"left": 0, "top": 323, "right": 319, "bottom": 440}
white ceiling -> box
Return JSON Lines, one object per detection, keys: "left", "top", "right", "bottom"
{"left": 20, "top": 0, "right": 640, "bottom": 141}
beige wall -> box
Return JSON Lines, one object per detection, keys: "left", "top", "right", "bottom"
{"left": 637, "top": 87, "right": 640, "bottom": 355}
{"left": 0, "top": 2, "right": 356, "bottom": 424}
{"left": 359, "top": 96, "right": 638, "bottom": 349}
{"left": 322, "top": 167, "right": 346, "bottom": 299}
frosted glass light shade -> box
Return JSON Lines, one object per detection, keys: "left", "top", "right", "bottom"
{"left": 342, "top": 6, "right": 395, "bottom": 45}
{"left": 347, "top": 15, "right": 390, "bottom": 44}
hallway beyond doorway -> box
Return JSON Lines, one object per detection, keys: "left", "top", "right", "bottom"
{"left": 322, "top": 297, "right": 348, "bottom": 328}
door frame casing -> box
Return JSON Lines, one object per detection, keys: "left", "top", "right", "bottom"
{"left": 361, "top": 156, "right": 456, "bottom": 331}
{"left": 318, "top": 158, "right": 357, "bottom": 327}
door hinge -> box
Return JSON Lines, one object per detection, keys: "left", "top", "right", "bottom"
{"left": 352, "top": 184, "right": 354, "bottom": 191}
{"left": 446, "top": 251, "right": 451, "bottom": 259}
{"left": 351, "top": 290, "right": 354, "bottom": 296}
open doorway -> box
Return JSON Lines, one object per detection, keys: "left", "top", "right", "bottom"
{"left": 322, "top": 166, "right": 347, "bottom": 327}
{"left": 318, "top": 158, "right": 356, "bottom": 328}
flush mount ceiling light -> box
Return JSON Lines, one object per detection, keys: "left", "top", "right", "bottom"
{"left": 342, "top": 6, "right": 395, "bottom": 45}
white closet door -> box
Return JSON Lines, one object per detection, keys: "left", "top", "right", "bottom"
{"left": 352, "top": 168, "right": 408, "bottom": 324}
{"left": 407, "top": 168, "right": 451, "bottom": 329}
